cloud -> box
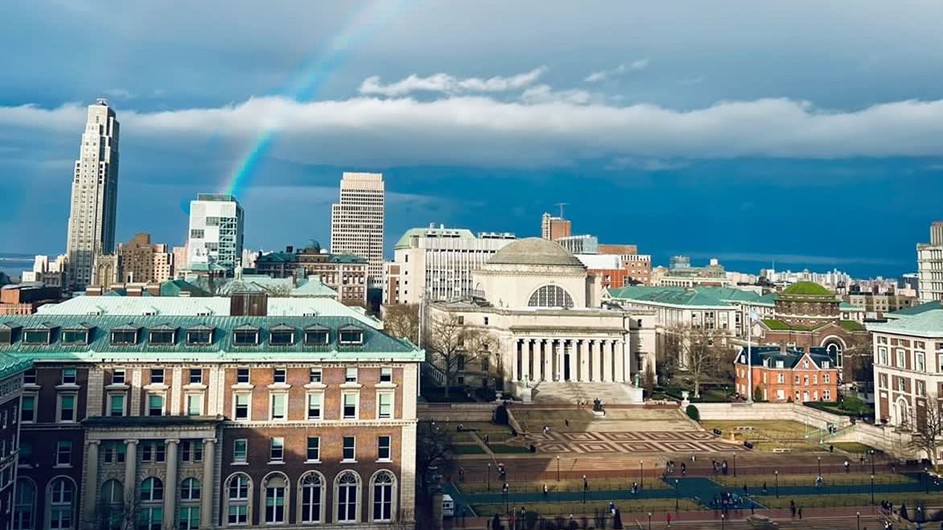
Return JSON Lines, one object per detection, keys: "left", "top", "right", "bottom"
{"left": 679, "top": 75, "right": 706, "bottom": 86}
{"left": 104, "top": 88, "right": 135, "bottom": 100}
{"left": 606, "top": 157, "right": 690, "bottom": 171}
{"left": 4, "top": 93, "right": 943, "bottom": 170}
{"left": 584, "top": 58, "right": 649, "bottom": 83}
{"left": 358, "top": 67, "right": 547, "bottom": 97}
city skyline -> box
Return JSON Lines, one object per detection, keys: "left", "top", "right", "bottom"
{"left": 2, "top": 2, "right": 943, "bottom": 279}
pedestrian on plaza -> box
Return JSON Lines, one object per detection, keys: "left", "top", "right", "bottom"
{"left": 543, "top": 484, "right": 548, "bottom": 497}
{"left": 762, "top": 482, "right": 767, "bottom": 494}
{"left": 666, "top": 512, "right": 673, "bottom": 527}
{"left": 789, "top": 500, "right": 796, "bottom": 518}
{"left": 844, "top": 460, "right": 850, "bottom": 472}
{"left": 743, "top": 484, "right": 748, "bottom": 495}
{"left": 565, "top": 419, "right": 569, "bottom": 427}
{"left": 691, "top": 453, "right": 696, "bottom": 463}
{"left": 798, "top": 507, "right": 803, "bottom": 519}
{"left": 681, "top": 462, "right": 686, "bottom": 475}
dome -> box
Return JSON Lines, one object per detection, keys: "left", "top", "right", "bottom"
{"left": 488, "top": 238, "right": 585, "bottom": 267}
{"left": 304, "top": 239, "right": 321, "bottom": 252}
{"left": 781, "top": 281, "right": 832, "bottom": 296}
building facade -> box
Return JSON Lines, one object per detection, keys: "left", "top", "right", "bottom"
{"left": 656, "top": 257, "right": 732, "bottom": 288}
{"left": 387, "top": 225, "right": 516, "bottom": 305}
{"left": 117, "top": 233, "right": 173, "bottom": 284}
{"left": 0, "top": 284, "right": 61, "bottom": 316}
{"left": 0, "top": 352, "right": 29, "bottom": 529}
{"left": 330, "top": 173, "right": 385, "bottom": 287}
{"left": 66, "top": 100, "right": 120, "bottom": 290}
{"left": 3, "top": 294, "right": 422, "bottom": 530}
{"left": 735, "top": 346, "right": 839, "bottom": 402}
{"left": 918, "top": 221, "right": 943, "bottom": 304}
{"left": 868, "top": 304, "right": 943, "bottom": 449}
{"left": 255, "top": 243, "right": 368, "bottom": 305}
{"left": 187, "top": 194, "right": 245, "bottom": 271}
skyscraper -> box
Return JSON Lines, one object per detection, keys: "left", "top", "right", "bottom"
{"left": 187, "top": 194, "right": 245, "bottom": 271}
{"left": 331, "top": 172, "right": 385, "bottom": 286}
{"left": 66, "top": 99, "right": 120, "bottom": 289}
{"left": 917, "top": 221, "right": 943, "bottom": 303}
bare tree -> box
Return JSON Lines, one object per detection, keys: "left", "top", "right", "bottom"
{"left": 424, "top": 312, "right": 495, "bottom": 398}
{"left": 382, "top": 304, "right": 420, "bottom": 344}
{"left": 664, "top": 324, "right": 731, "bottom": 398}
{"left": 417, "top": 420, "right": 456, "bottom": 489}
{"left": 910, "top": 394, "right": 943, "bottom": 468}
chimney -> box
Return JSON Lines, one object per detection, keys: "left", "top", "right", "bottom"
{"left": 286, "top": 245, "right": 294, "bottom": 254}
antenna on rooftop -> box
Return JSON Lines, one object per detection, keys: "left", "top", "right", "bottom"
{"left": 555, "top": 202, "right": 568, "bottom": 218}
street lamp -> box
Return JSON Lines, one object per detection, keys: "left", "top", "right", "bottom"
{"left": 925, "top": 467, "right": 930, "bottom": 494}
{"left": 503, "top": 482, "right": 509, "bottom": 515}
{"left": 647, "top": 512, "right": 652, "bottom": 530}
{"left": 869, "top": 449, "right": 875, "bottom": 475}
{"left": 487, "top": 463, "right": 491, "bottom": 492}
{"left": 556, "top": 456, "right": 560, "bottom": 482}
{"left": 733, "top": 454, "right": 737, "bottom": 477}
{"left": 856, "top": 511, "right": 861, "bottom": 530}
{"left": 774, "top": 470, "right": 779, "bottom": 498}
{"left": 582, "top": 475, "right": 588, "bottom": 504}
{"left": 675, "top": 479, "right": 680, "bottom": 511}
{"left": 817, "top": 456, "right": 822, "bottom": 477}
{"left": 870, "top": 474, "right": 874, "bottom": 505}
{"left": 640, "top": 460, "right": 644, "bottom": 489}
{"left": 721, "top": 513, "right": 726, "bottom": 530}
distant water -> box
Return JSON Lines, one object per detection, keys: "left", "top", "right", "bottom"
{"left": 0, "top": 253, "right": 36, "bottom": 281}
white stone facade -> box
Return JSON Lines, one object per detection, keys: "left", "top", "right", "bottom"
{"left": 187, "top": 194, "right": 245, "bottom": 270}
{"left": 330, "top": 173, "right": 385, "bottom": 287}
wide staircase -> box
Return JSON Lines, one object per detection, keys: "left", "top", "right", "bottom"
{"left": 532, "top": 381, "right": 642, "bottom": 405}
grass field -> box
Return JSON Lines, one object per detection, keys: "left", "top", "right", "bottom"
{"left": 700, "top": 420, "right": 824, "bottom": 452}
{"left": 458, "top": 477, "right": 670, "bottom": 494}
{"left": 755, "top": 492, "right": 935, "bottom": 510}
{"left": 714, "top": 472, "right": 914, "bottom": 489}
{"left": 470, "top": 498, "right": 701, "bottom": 518}
{"left": 453, "top": 444, "right": 487, "bottom": 455}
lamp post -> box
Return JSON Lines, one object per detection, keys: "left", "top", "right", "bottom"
{"left": 582, "top": 475, "right": 588, "bottom": 504}
{"left": 640, "top": 460, "right": 644, "bottom": 489}
{"left": 817, "top": 456, "right": 821, "bottom": 477}
{"left": 721, "top": 513, "right": 726, "bottom": 530}
{"left": 869, "top": 448, "right": 875, "bottom": 475}
{"left": 733, "top": 454, "right": 737, "bottom": 477}
{"left": 925, "top": 467, "right": 930, "bottom": 494}
{"left": 870, "top": 474, "right": 874, "bottom": 505}
{"left": 774, "top": 470, "right": 779, "bottom": 498}
{"left": 487, "top": 463, "right": 491, "bottom": 492}
{"left": 675, "top": 479, "right": 680, "bottom": 511}
{"left": 503, "top": 482, "right": 509, "bottom": 515}
{"left": 556, "top": 456, "right": 560, "bottom": 482}
{"left": 647, "top": 512, "right": 652, "bottom": 530}
{"left": 856, "top": 511, "right": 861, "bottom": 530}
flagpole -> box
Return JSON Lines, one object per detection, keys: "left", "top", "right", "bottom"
{"left": 747, "top": 308, "right": 753, "bottom": 403}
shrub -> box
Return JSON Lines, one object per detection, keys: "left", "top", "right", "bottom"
{"left": 493, "top": 405, "right": 509, "bottom": 425}
{"left": 840, "top": 395, "right": 869, "bottom": 414}
{"left": 474, "top": 387, "right": 497, "bottom": 402}
{"left": 686, "top": 404, "right": 700, "bottom": 421}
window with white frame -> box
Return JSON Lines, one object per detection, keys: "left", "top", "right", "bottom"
{"left": 48, "top": 478, "right": 75, "bottom": 530}
{"left": 139, "top": 477, "right": 164, "bottom": 530}
{"left": 147, "top": 394, "right": 165, "bottom": 416}
{"left": 342, "top": 392, "right": 359, "bottom": 420}
{"left": 342, "top": 436, "right": 356, "bottom": 461}
{"left": 186, "top": 394, "right": 204, "bottom": 416}
{"left": 371, "top": 471, "right": 395, "bottom": 522}
{"left": 299, "top": 473, "right": 324, "bottom": 524}
{"left": 309, "top": 368, "right": 322, "bottom": 383}
{"left": 150, "top": 369, "right": 164, "bottom": 385}
{"left": 13, "top": 478, "right": 35, "bottom": 530}
{"left": 897, "top": 349, "right": 906, "bottom": 368}
{"left": 377, "top": 436, "right": 391, "bottom": 461}
{"left": 233, "top": 393, "right": 250, "bottom": 421}
{"left": 897, "top": 377, "right": 906, "bottom": 392}
{"left": 345, "top": 368, "right": 358, "bottom": 383}
{"left": 916, "top": 352, "right": 925, "bottom": 372}
{"left": 108, "top": 394, "right": 126, "bottom": 417}
{"left": 777, "top": 373, "right": 784, "bottom": 384}
{"left": 180, "top": 441, "right": 203, "bottom": 462}
{"left": 380, "top": 367, "right": 393, "bottom": 383}
{"left": 226, "top": 474, "right": 250, "bottom": 525}
{"left": 336, "top": 472, "right": 359, "bottom": 523}
{"left": 58, "top": 394, "right": 76, "bottom": 422}
{"left": 233, "top": 439, "right": 247, "bottom": 464}
{"left": 377, "top": 392, "right": 393, "bottom": 419}
{"left": 56, "top": 441, "right": 72, "bottom": 466}
{"left": 236, "top": 368, "right": 250, "bottom": 384}
{"left": 823, "top": 389, "right": 831, "bottom": 401}
{"left": 263, "top": 474, "right": 287, "bottom": 524}
{"left": 273, "top": 368, "right": 287, "bottom": 384}
{"left": 61, "top": 368, "right": 77, "bottom": 385}
{"left": 823, "top": 373, "right": 830, "bottom": 384}
{"left": 189, "top": 369, "right": 203, "bottom": 385}
{"left": 879, "top": 347, "right": 889, "bottom": 365}
{"left": 112, "top": 369, "right": 126, "bottom": 385}
{"left": 269, "top": 437, "right": 284, "bottom": 462}
{"left": 307, "top": 393, "right": 323, "bottom": 420}
{"left": 270, "top": 393, "right": 287, "bottom": 421}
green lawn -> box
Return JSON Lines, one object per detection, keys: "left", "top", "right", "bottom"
{"left": 489, "top": 444, "right": 533, "bottom": 454}
{"left": 458, "top": 477, "right": 669, "bottom": 494}
{"left": 471, "top": 499, "right": 701, "bottom": 518}
{"left": 453, "top": 444, "right": 487, "bottom": 455}
{"left": 756, "top": 492, "right": 934, "bottom": 510}
{"left": 714, "top": 473, "right": 913, "bottom": 489}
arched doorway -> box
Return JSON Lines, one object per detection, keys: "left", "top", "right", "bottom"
{"left": 894, "top": 397, "right": 910, "bottom": 429}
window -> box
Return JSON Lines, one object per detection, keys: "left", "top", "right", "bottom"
{"left": 878, "top": 347, "right": 889, "bottom": 366}
{"left": 339, "top": 328, "right": 364, "bottom": 345}
{"left": 58, "top": 394, "right": 76, "bottom": 422}
{"left": 233, "top": 439, "right": 248, "bottom": 464}
{"left": 101, "top": 442, "right": 126, "bottom": 464}
{"left": 148, "top": 330, "right": 174, "bottom": 345}
{"left": 21, "top": 395, "right": 35, "bottom": 422}
{"left": 528, "top": 285, "right": 574, "bottom": 308}
{"left": 823, "top": 373, "right": 831, "bottom": 384}
{"left": 897, "top": 377, "right": 906, "bottom": 392}
{"left": 378, "top": 393, "right": 393, "bottom": 419}
{"left": 306, "top": 437, "right": 320, "bottom": 461}
{"left": 304, "top": 329, "right": 329, "bottom": 346}
{"left": 12, "top": 479, "right": 34, "bottom": 530}
{"left": 372, "top": 471, "right": 395, "bottom": 522}
{"left": 343, "top": 392, "right": 359, "bottom": 420}
{"left": 236, "top": 368, "right": 250, "bottom": 384}
{"left": 380, "top": 367, "right": 392, "bottom": 383}
{"left": 916, "top": 352, "right": 926, "bottom": 372}
{"left": 299, "top": 473, "right": 324, "bottom": 523}
{"left": 917, "top": 380, "right": 927, "bottom": 397}
{"left": 180, "top": 441, "right": 203, "bottom": 462}
{"left": 377, "top": 436, "right": 391, "bottom": 461}
{"left": 269, "top": 437, "right": 284, "bottom": 462}
{"left": 186, "top": 394, "right": 204, "bottom": 416}
{"left": 189, "top": 369, "right": 203, "bottom": 384}
{"left": 336, "top": 472, "right": 359, "bottom": 523}
{"left": 273, "top": 368, "right": 287, "bottom": 384}
{"left": 309, "top": 368, "right": 322, "bottom": 383}
{"left": 148, "top": 394, "right": 165, "bottom": 416}
{"left": 62, "top": 329, "right": 88, "bottom": 345}
{"left": 190, "top": 229, "right": 204, "bottom": 239}
{"left": 100, "top": 480, "right": 123, "bottom": 529}
{"left": 186, "top": 329, "right": 212, "bottom": 346}
{"left": 269, "top": 329, "right": 294, "bottom": 346}
{"left": 775, "top": 360, "right": 784, "bottom": 369}
{"left": 307, "top": 393, "right": 323, "bottom": 420}
{"left": 234, "top": 393, "right": 250, "bottom": 420}
{"left": 141, "top": 442, "right": 165, "bottom": 463}
{"left": 263, "top": 474, "right": 287, "bottom": 524}
{"left": 178, "top": 506, "right": 200, "bottom": 530}
{"left": 822, "top": 361, "right": 831, "bottom": 369}
{"left": 897, "top": 349, "right": 906, "bottom": 368}
{"left": 62, "top": 368, "right": 77, "bottom": 385}
{"left": 112, "top": 369, "right": 126, "bottom": 385}
{"left": 22, "top": 330, "right": 50, "bottom": 345}
{"left": 110, "top": 330, "right": 137, "bottom": 346}
{"left": 180, "top": 478, "right": 201, "bottom": 501}
{"left": 823, "top": 389, "right": 831, "bottom": 401}
{"left": 345, "top": 368, "right": 358, "bottom": 383}
{"left": 23, "top": 369, "right": 36, "bottom": 385}
{"left": 56, "top": 441, "right": 72, "bottom": 466}
{"left": 49, "top": 478, "right": 74, "bottom": 530}
{"left": 140, "top": 478, "right": 163, "bottom": 502}
{"left": 108, "top": 394, "right": 126, "bottom": 417}
{"left": 270, "top": 393, "right": 287, "bottom": 421}
{"left": 342, "top": 436, "right": 356, "bottom": 461}
{"left": 232, "top": 329, "right": 258, "bottom": 346}
{"left": 226, "top": 474, "right": 250, "bottom": 525}
{"left": 150, "top": 369, "right": 164, "bottom": 385}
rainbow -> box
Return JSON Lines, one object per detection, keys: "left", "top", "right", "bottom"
{"left": 222, "top": 1, "right": 410, "bottom": 197}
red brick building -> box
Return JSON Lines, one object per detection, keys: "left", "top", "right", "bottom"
{"left": 735, "top": 345, "right": 840, "bottom": 402}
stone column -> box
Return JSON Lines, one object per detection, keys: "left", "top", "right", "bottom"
{"left": 614, "top": 341, "right": 625, "bottom": 383}
{"left": 567, "top": 341, "right": 577, "bottom": 382}
{"left": 124, "top": 440, "right": 139, "bottom": 505}
{"left": 521, "top": 340, "right": 530, "bottom": 382}
{"left": 201, "top": 438, "right": 216, "bottom": 529}
{"left": 604, "top": 341, "right": 615, "bottom": 382}
{"left": 164, "top": 439, "right": 179, "bottom": 530}
{"left": 83, "top": 440, "right": 101, "bottom": 520}
{"left": 597, "top": 340, "right": 607, "bottom": 382}
{"left": 542, "top": 340, "right": 552, "bottom": 382}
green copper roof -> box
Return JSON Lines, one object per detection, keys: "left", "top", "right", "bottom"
{"left": 866, "top": 309, "right": 943, "bottom": 337}
{"left": 0, "top": 352, "right": 31, "bottom": 380}
{"left": 889, "top": 300, "right": 942, "bottom": 317}
{"left": 607, "top": 286, "right": 763, "bottom": 307}
{"left": 394, "top": 226, "right": 476, "bottom": 249}
{"left": 160, "top": 279, "right": 210, "bottom": 297}
{"left": 0, "top": 315, "right": 422, "bottom": 362}
{"left": 781, "top": 282, "right": 832, "bottom": 296}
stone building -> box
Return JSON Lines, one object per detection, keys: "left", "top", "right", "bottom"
{"left": 3, "top": 293, "right": 422, "bottom": 530}
{"left": 255, "top": 242, "right": 368, "bottom": 306}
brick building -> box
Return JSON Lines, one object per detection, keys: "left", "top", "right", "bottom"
{"left": 0, "top": 352, "right": 30, "bottom": 529}
{"left": 0, "top": 284, "right": 61, "bottom": 316}
{"left": 735, "top": 346, "right": 840, "bottom": 402}
{"left": 117, "top": 233, "right": 174, "bottom": 284}
{"left": 255, "top": 242, "right": 368, "bottom": 305}
{"left": 2, "top": 294, "right": 421, "bottom": 530}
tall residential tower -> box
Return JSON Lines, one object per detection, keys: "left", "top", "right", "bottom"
{"left": 331, "top": 172, "right": 385, "bottom": 286}
{"left": 187, "top": 193, "right": 245, "bottom": 271}
{"left": 66, "top": 99, "right": 120, "bottom": 289}
{"left": 917, "top": 220, "right": 943, "bottom": 303}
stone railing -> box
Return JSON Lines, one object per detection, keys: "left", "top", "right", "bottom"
{"left": 695, "top": 402, "right": 852, "bottom": 430}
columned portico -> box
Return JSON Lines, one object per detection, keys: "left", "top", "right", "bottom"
{"left": 511, "top": 336, "right": 636, "bottom": 384}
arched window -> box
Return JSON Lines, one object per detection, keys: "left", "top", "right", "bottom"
{"left": 298, "top": 472, "right": 324, "bottom": 524}
{"left": 371, "top": 471, "right": 397, "bottom": 522}
{"left": 99, "top": 480, "right": 124, "bottom": 530}
{"left": 225, "top": 473, "right": 251, "bottom": 526}
{"left": 262, "top": 473, "right": 288, "bottom": 524}
{"left": 12, "top": 479, "right": 35, "bottom": 530}
{"left": 179, "top": 478, "right": 201, "bottom": 530}
{"left": 48, "top": 477, "right": 75, "bottom": 530}
{"left": 138, "top": 478, "right": 163, "bottom": 530}
{"left": 528, "top": 285, "right": 574, "bottom": 308}
{"left": 335, "top": 471, "right": 360, "bottom": 523}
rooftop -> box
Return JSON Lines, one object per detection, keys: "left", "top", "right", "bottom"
{"left": 488, "top": 238, "right": 585, "bottom": 268}
{"left": 781, "top": 281, "right": 832, "bottom": 296}
{"left": 394, "top": 225, "right": 476, "bottom": 249}
{"left": 607, "top": 285, "right": 762, "bottom": 307}
{"left": 736, "top": 345, "right": 836, "bottom": 370}
{"left": 866, "top": 309, "right": 943, "bottom": 337}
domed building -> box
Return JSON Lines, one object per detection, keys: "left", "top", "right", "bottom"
{"left": 428, "top": 238, "right": 656, "bottom": 402}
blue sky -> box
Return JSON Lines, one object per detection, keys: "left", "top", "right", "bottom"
{"left": 1, "top": 1, "right": 942, "bottom": 278}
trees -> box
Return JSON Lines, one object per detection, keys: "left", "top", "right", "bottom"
{"left": 643, "top": 364, "right": 656, "bottom": 397}
{"left": 424, "top": 312, "right": 495, "bottom": 398}
{"left": 664, "top": 324, "right": 731, "bottom": 398}
{"left": 382, "top": 304, "right": 420, "bottom": 345}
{"left": 910, "top": 394, "right": 943, "bottom": 468}
{"left": 417, "top": 421, "right": 456, "bottom": 489}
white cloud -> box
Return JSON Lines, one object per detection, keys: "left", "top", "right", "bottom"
{"left": 358, "top": 67, "right": 547, "bottom": 97}
{"left": 3, "top": 93, "right": 943, "bottom": 169}
{"left": 584, "top": 58, "right": 649, "bottom": 83}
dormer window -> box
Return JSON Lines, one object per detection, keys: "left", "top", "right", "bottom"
{"left": 822, "top": 361, "right": 830, "bottom": 369}
{"left": 23, "top": 327, "right": 51, "bottom": 345}
{"left": 775, "top": 360, "right": 784, "bottom": 369}
{"left": 304, "top": 325, "right": 329, "bottom": 346}
{"left": 232, "top": 325, "right": 260, "bottom": 347}
{"left": 110, "top": 326, "right": 139, "bottom": 346}
{"left": 269, "top": 325, "right": 295, "bottom": 346}
{"left": 186, "top": 326, "right": 214, "bottom": 346}
{"left": 62, "top": 326, "right": 92, "bottom": 345}
{"left": 339, "top": 326, "right": 364, "bottom": 346}
{"left": 149, "top": 327, "right": 176, "bottom": 345}
{"left": 0, "top": 324, "right": 15, "bottom": 345}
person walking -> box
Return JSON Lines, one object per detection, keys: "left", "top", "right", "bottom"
{"left": 789, "top": 500, "right": 796, "bottom": 518}
{"left": 666, "top": 512, "right": 673, "bottom": 527}
{"left": 798, "top": 507, "right": 803, "bottom": 519}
